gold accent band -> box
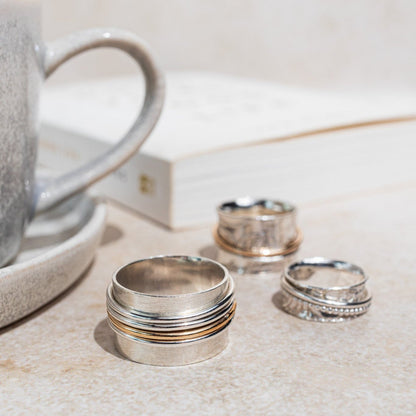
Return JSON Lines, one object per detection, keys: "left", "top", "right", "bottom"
{"left": 109, "top": 302, "right": 236, "bottom": 342}
{"left": 213, "top": 227, "right": 303, "bottom": 258}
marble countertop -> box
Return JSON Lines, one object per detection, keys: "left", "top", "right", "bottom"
{"left": 1, "top": 185, "right": 415, "bottom": 415}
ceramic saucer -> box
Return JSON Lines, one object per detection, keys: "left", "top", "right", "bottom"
{"left": 0, "top": 192, "right": 106, "bottom": 328}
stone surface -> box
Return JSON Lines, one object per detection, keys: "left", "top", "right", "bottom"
{"left": 1, "top": 185, "right": 415, "bottom": 415}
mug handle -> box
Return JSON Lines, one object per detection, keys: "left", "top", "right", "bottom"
{"left": 35, "top": 28, "right": 164, "bottom": 212}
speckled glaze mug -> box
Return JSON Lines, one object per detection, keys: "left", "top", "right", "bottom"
{"left": 0, "top": 1, "right": 164, "bottom": 266}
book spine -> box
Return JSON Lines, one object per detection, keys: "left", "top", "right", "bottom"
{"left": 39, "top": 124, "right": 172, "bottom": 227}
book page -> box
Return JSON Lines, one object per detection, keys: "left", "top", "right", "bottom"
{"left": 41, "top": 72, "right": 416, "bottom": 161}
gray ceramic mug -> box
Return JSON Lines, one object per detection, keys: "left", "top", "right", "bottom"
{"left": 0, "top": 2, "right": 164, "bottom": 266}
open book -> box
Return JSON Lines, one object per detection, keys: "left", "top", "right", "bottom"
{"left": 39, "top": 72, "right": 416, "bottom": 229}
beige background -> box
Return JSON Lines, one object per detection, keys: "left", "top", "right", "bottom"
{"left": 41, "top": 0, "right": 416, "bottom": 90}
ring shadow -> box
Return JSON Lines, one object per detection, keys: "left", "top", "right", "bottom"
{"left": 271, "top": 290, "right": 287, "bottom": 313}
{"left": 199, "top": 244, "right": 219, "bottom": 261}
{"left": 100, "top": 223, "right": 124, "bottom": 246}
{"left": 93, "top": 318, "right": 127, "bottom": 361}
{"left": 199, "top": 244, "right": 291, "bottom": 276}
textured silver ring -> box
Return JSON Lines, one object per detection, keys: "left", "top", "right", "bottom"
{"left": 213, "top": 197, "right": 302, "bottom": 274}
{"left": 280, "top": 257, "right": 372, "bottom": 322}
{"left": 107, "top": 255, "right": 236, "bottom": 366}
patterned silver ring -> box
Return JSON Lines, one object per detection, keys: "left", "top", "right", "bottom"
{"left": 280, "top": 257, "right": 372, "bottom": 322}
{"left": 213, "top": 197, "right": 302, "bottom": 274}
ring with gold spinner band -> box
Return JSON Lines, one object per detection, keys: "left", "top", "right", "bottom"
{"left": 108, "top": 302, "right": 236, "bottom": 343}
{"left": 106, "top": 255, "right": 237, "bottom": 366}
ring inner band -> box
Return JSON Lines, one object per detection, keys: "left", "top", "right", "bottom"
{"left": 115, "top": 256, "right": 226, "bottom": 296}
{"left": 218, "top": 199, "right": 295, "bottom": 218}
{"left": 286, "top": 259, "right": 366, "bottom": 291}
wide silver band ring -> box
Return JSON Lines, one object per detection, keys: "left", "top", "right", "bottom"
{"left": 106, "top": 255, "right": 236, "bottom": 366}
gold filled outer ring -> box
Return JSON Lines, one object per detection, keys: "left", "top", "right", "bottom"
{"left": 108, "top": 302, "right": 237, "bottom": 342}
{"left": 213, "top": 226, "right": 303, "bottom": 258}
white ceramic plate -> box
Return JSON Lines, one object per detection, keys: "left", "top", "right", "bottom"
{"left": 0, "top": 193, "right": 106, "bottom": 328}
